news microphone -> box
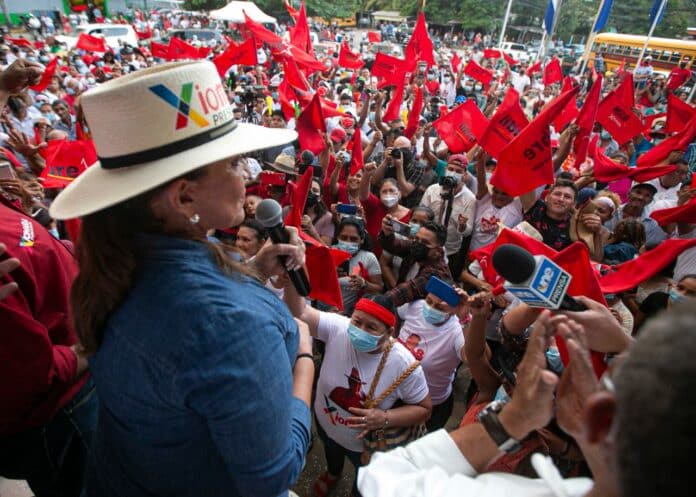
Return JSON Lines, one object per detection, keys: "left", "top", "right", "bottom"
{"left": 255, "top": 198, "right": 312, "bottom": 297}
{"left": 491, "top": 244, "right": 587, "bottom": 311}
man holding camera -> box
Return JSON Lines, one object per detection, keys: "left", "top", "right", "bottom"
{"left": 419, "top": 154, "right": 476, "bottom": 277}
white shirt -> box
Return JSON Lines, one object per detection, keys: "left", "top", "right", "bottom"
{"left": 358, "top": 429, "right": 593, "bottom": 497}
{"left": 314, "top": 312, "right": 429, "bottom": 452}
{"left": 420, "top": 183, "right": 477, "bottom": 255}
{"left": 397, "top": 300, "right": 464, "bottom": 404}
{"left": 511, "top": 72, "right": 531, "bottom": 95}
{"left": 644, "top": 178, "right": 679, "bottom": 216}
{"left": 470, "top": 194, "right": 523, "bottom": 251}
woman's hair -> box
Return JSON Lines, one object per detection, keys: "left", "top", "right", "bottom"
{"left": 412, "top": 205, "right": 435, "bottom": 221}
{"left": 334, "top": 215, "right": 372, "bottom": 251}
{"left": 596, "top": 190, "right": 621, "bottom": 211}
{"left": 71, "top": 169, "right": 254, "bottom": 353}
{"left": 613, "top": 219, "right": 646, "bottom": 248}
{"left": 380, "top": 177, "right": 399, "bottom": 192}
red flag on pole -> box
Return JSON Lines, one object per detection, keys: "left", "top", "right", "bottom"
{"left": 39, "top": 139, "right": 97, "bottom": 189}
{"left": 289, "top": 1, "right": 314, "bottom": 58}
{"left": 5, "top": 37, "right": 33, "bottom": 48}
{"left": 597, "top": 74, "right": 644, "bottom": 145}
{"left": 278, "top": 79, "right": 299, "bottom": 121}
{"left": 432, "top": 100, "right": 489, "bottom": 153}
{"left": 213, "top": 38, "right": 258, "bottom": 76}
{"left": 483, "top": 48, "right": 502, "bottom": 59}
{"left": 134, "top": 24, "right": 152, "bottom": 40}
{"left": 371, "top": 52, "right": 412, "bottom": 87}
{"left": 502, "top": 52, "right": 518, "bottom": 66}
{"left": 490, "top": 87, "right": 579, "bottom": 196}
{"left": 572, "top": 75, "right": 603, "bottom": 168}
{"left": 403, "top": 86, "right": 424, "bottom": 139}
{"left": 543, "top": 57, "right": 563, "bottom": 86}
{"left": 464, "top": 60, "right": 494, "bottom": 87}
{"left": 526, "top": 60, "right": 542, "bottom": 76}
{"left": 30, "top": 58, "right": 58, "bottom": 92}
{"left": 150, "top": 41, "right": 169, "bottom": 58}
{"left": 338, "top": 41, "right": 364, "bottom": 70}
{"left": 651, "top": 199, "right": 696, "bottom": 226}
{"left": 167, "top": 36, "right": 202, "bottom": 60}
{"left": 349, "top": 126, "right": 365, "bottom": 176}
{"left": 636, "top": 115, "right": 696, "bottom": 167}
{"left": 552, "top": 77, "right": 579, "bottom": 132}
{"left": 382, "top": 81, "right": 406, "bottom": 123}
{"left": 282, "top": 57, "right": 311, "bottom": 91}
{"left": 296, "top": 93, "right": 326, "bottom": 154}
{"left": 405, "top": 13, "right": 435, "bottom": 66}
{"left": 75, "top": 33, "right": 106, "bottom": 52}
{"left": 591, "top": 135, "right": 676, "bottom": 182}
{"left": 478, "top": 87, "right": 528, "bottom": 159}
{"left": 666, "top": 92, "right": 696, "bottom": 134}
{"left": 284, "top": 0, "right": 299, "bottom": 21}
{"left": 367, "top": 31, "right": 381, "bottom": 43}
{"left": 451, "top": 52, "right": 462, "bottom": 74}
{"left": 243, "top": 11, "right": 283, "bottom": 45}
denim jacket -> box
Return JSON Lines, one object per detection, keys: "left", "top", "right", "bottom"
{"left": 86, "top": 235, "right": 310, "bottom": 497}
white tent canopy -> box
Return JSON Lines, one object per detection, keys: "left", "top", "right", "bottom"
{"left": 209, "top": 1, "right": 277, "bottom": 24}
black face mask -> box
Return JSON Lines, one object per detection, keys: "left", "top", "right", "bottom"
{"left": 410, "top": 241, "right": 429, "bottom": 262}
{"left": 305, "top": 192, "right": 319, "bottom": 209}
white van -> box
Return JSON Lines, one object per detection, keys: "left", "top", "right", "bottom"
{"left": 56, "top": 24, "right": 139, "bottom": 50}
{"left": 501, "top": 42, "right": 530, "bottom": 63}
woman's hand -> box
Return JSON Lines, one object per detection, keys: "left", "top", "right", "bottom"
{"left": 346, "top": 407, "right": 388, "bottom": 439}
{"left": 252, "top": 226, "right": 306, "bottom": 280}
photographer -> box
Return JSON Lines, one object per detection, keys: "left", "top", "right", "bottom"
{"left": 370, "top": 136, "right": 425, "bottom": 208}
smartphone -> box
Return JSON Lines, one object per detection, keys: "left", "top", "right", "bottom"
{"left": 0, "top": 161, "right": 16, "bottom": 180}
{"left": 260, "top": 171, "right": 286, "bottom": 186}
{"left": 425, "top": 276, "right": 461, "bottom": 307}
{"left": 390, "top": 219, "right": 411, "bottom": 237}
{"left": 336, "top": 203, "right": 358, "bottom": 215}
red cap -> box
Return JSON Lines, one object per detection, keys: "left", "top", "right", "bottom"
{"left": 330, "top": 127, "right": 347, "bottom": 143}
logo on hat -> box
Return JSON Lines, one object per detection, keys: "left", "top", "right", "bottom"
{"left": 149, "top": 83, "right": 210, "bottom": 130}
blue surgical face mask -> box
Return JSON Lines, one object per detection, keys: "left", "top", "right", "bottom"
{"left": 545, "top": 348, "right": 564, "bottom": 375}
{"left": 271, "top": 91, "right": 278, "bottom": 100}
{"left": 408, "top": 222, "right": 421, "bottom": 237}
{"left": 669, "top": 288, "right": 687, "bottom": 304}
{"left": 66, "top": 88, "right": 76, "bottom": 96}
{"left": 48, "top": 227, "right": 60, "bottom": 239}
{"left": 347, "top": 323, "right": 382, "bottom": 352}
{"left": 369, "top": 112, "right": 375, "bottom": 121}
{"left": 600, "top": 130, "right": 611, "bottom": 140}
{"left": 422, "top": 301, "right": 450, "bottom": 325}
{"left": 336, "top": 240, "right": 359, "bottom": 255}
{"left": 445, "top": 170, "right": 462, "bottom": 183}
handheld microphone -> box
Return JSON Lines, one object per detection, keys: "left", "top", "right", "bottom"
{"left": 255, "top": 198, "right": 312, "bottom": 297}
{"left": 491, "top": 244, "right": 587, "bottom": 311}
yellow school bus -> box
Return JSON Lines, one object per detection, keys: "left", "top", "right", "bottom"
{"left": 330, "top": 15, "right": 357, "bottom": 28}
{"left": 589, "top": 33, "right": 696, "bottom": 74}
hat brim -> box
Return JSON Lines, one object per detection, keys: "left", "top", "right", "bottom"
{"left": 50, "top": 123, "right": 297, "bottom": 220}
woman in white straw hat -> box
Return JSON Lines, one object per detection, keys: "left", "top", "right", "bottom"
{"left": 49, "top": 61, "right": 314, "bottom": 497}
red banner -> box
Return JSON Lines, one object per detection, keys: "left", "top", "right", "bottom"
{"left": 75, "top": 33, "right": 106, "bottom": 53}
{"left": 478, "top": 88, "right": 528, "bottom": 159}
{"left": 464, "top": 60, "right": 493, "bottom": 87}
{"left": 432, "top": 100, "right": 489, "bottom": 153}
{"left": 213, "top": 37, "right": 258, "bottom": 77}
{"left": 597, "top": 74, "right": 644, "bottom": 145}
{"left": 666, "top": 92, "right": 696, "bottom": 134}
{"left": 338, "top": 41, "right": 364, "bottom": 69}
{"left": 39, "top": 139, "right": 97, "bottom": 189}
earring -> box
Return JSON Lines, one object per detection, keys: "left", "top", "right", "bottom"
{"left": 189, "top": 213, "right": 200, "bottom": 224}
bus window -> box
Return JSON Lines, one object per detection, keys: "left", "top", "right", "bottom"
{"left": 670, "top": 52, "right": 681, "bottom": 63}
{"left": 631, "top": 47, "right": 641, "bottom": 57}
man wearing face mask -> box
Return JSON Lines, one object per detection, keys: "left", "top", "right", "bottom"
{"left": 379, "top": 218, "right": 452, "bottom": 307}
{"left": 419, "top": 154, "right": 476, "bottom": 277}
{"left": 605, "top": 183, "right": 667, "bottom": 247}
{"left": 371, "top": 136, "right": 425, "bottom": 208}
{"left": 598, "top": 126, "right": 619, "bottom": 157}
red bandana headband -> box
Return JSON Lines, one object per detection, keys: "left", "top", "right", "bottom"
{"left": 354, "top": 298, "right": 396, "bottom": 328}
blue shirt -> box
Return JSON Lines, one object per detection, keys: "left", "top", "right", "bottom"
{"left": 86, "top": 234, "right": 310, "bottom": 497}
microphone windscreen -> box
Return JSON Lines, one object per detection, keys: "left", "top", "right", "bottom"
{"left": 492, "top": 244, "right": 537, "bottom": 284}
{"left": 255, "top": 198, "right": 284, "bottom": 228}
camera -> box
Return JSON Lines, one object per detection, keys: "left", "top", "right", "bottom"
{"left": 390, "top": 147, "right": 412, "bottom": 165}
{"left": 439, "top": 175, "right": 458, "bottom": 191}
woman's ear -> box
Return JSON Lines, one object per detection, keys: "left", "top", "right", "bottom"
{"left": 585, "top": 391, "right": 617, "bottom": 445}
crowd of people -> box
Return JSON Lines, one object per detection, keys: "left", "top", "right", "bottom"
{"left": 1, "top": 6, "right": 696, "bottom": 497}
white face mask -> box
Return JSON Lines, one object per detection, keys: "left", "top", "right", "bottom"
{"left": 445, "top": 170, "right": 463, "bottom": 183}
{"left": 381, "top": 194, "right": 400, "bottom": 208}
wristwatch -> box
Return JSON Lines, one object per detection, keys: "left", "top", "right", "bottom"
{"left": 476, "top": 400, "right": 522, "bottom": 453}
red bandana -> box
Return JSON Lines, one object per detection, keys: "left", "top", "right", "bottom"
{"left": 354, "top": 298, "right": 396, "bottom": 328}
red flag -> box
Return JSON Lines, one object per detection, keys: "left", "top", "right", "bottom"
{"left": 371, "top": 52, "right": 413, "bottom": 87}
{"left": 304, "top": 241, "right": 350, "bottom": 310}
{"left": 403, "top": 87, "right": 424, "bottom": 139}
{"left": 478, "top": 87, "right": 528, "bottom": 159}
{"left": 134, "top": 24, "right": 152, "bottom": 40}
{"left": 543, "top": 57, "right": 563, "bottom": 86}
{"left": 616, "top": 58, "right": 626, "bottom": 75}
{"left": 666, "top": 92, "right": 696, "bottom": 134}
{"left": 651, "top": 199, "right": 696, "bottom": 226}
{"left": 491, "top": 87, "right": 579, "bottom": 196}
{"left": 282, "top": 57, "right": 311, "bottom": 91}
{"left": 483, "top": 48, "right": 502, "bottom": 59}
{"left": 284, "top": 0, "right": 299, "bottom": 21}
{"left": 39, "top": 139, "right": 97, "bottom": 189}
{"left": 296, "top": 93, "right": 326, "bottom": 154}
{"left": 167, "top": 36, "right": 201, "bottom": 60}
{"left": 382, "top": 81, "right": 406, "bottom": 123}
{"left": 552, "top": 77, "right": 579, "bottom": 132}
{"left": 526, "top": 60, "right": 542, "bottom": 76}
{"left": 597, "top": 74, "right": 644, "bottom": 145}
{"left": 600, "top": 239, "right": 696, "bottom": 293}
{"left": 502, "top": 52, "right": 518, "bottom": 66}
{"left": 284, "top": 44, "right": 326, "bottom": 74}
{"left": 405, "top": 13, "right": 435, "bottom": 66}
{"left": 33, "top": 40, "right": 45, "bottom": 49}
{"left": 636, "top": 115, "right": 696, "bottom": 167}
{"left": 289, "top": 1, "right": 314, "bottom": 58}
{"left": 150, "top": 41, "right": 169, "bottom": 58}
{"left": 213, "top": 38, "right": 258, "bottom": 76}
{"left": 243, "top": 11, "right": 283, "bottom": 46}
{"left": 5, "top": 37, "right": 33, "bottom": 48}
{"left": 591, "top": 135, "right": 676, "bottom": 182}
{"left": 349, "top": 126, "right": 365, "bottom": 176}
{"left": 643, "top": 112, "right": 667, "bottom": 132}
{"left": 451, "top": 52, "right": 462, "bottom": 74}
{"left": 338, "top": 41, "right": 364, "bottom": 70}
{"left": 30, "top": 58, "right": 58, "bottom": 92}
{"left": 432, "top": 100, "right": 489, "bottom": 153}
{"left": 367, "top": 31, "right": 381, "bottom": 43}
{"left": 285, "top": 168, "right": 314, "bottom": 228}
{"left": 464, "top": 60, "right": 493, "bottom": 87}
{"left": 278, "top": 79, "right": 299, "bottom": 121}
{"left": 572, "top": 74, "right": 603, "bottom": 168}
{"left": 75, "top": 33, "right": 106, "bottom": 52}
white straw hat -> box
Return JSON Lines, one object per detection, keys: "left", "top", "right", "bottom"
{"left": 49, "top": 60, "right": 296, "bottom": 220}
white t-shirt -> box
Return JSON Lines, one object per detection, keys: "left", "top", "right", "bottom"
{"left": 511, "top": 72, "right": 531, "bottom": 94}
{"left": 397, "top": 300, "right": 464, "bottom": 404}
{"left": 314, "top": 312, "right": 430, "bottom": 452}
{"left": 644, "top": 178, "right": 679, "bottom": 215}
{"left": 470, "top": 194, "right": 523, "bottom": 251}
{"left": 339, "top": 249, "right": 382, "bottom": 313}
